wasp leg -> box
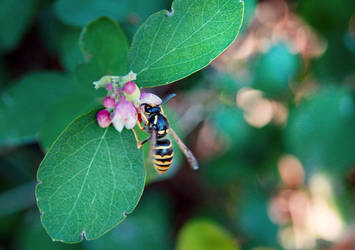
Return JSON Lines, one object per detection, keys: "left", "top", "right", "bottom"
{"left": 139, "top": 105, "right": 149, "bottom": 124}
{"left": 136, "top": 120, "right": 145, "bottom": 130}
{"left": 169, "top": 127, "right": 199, "bottom": 170}
{"left": 132, "top": 128, "right": 151, "bottom": 149}
{"left": 132, "top": 128, "right": 142, "bottom": 149}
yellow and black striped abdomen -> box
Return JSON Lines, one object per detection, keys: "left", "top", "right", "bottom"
{"left": 153, "top": 139, "right": 173, "bottom": 174}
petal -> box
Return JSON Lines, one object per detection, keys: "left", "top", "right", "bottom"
{"left": 124, "top": 115, "right": 137, "bottom": 130}
{"left": 112, "top": 115, "right": 124, "bottom": 132}
{"left": 139, "top": 92, "right": 162, "bottom": 105}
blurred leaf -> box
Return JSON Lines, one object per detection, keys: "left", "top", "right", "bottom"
{"left": 54, "top": 0, "right": 127, "bottom": 27}
{"left": 237, "top": 188, "right": 278, "bottom": 247}
{"left": 177, "top": 218, "right": 239, "bottom": 250}
{"left": 0, "top": 212, "right": 21, "bottom": 239}
{"left": 297, "top": 0, "right": 354, "bottom": 37}
{"left": 76, "top": 17, "right": 128, "bottom": 94}
{"left": 297, "top": 0, "right": 354, "bottom": 80}
{"left": 0, "top": 147, "right": 38, "bottom": 187}
{"left": 38, "top": 6, "right": 85, "bottom": 71}
{"left": 38, "top": 94, "right": 99, "bottom": 152}
{"left": 120, "top": 0, "right": 169, "bottom": 38}
{"left": 0, "top": 182, "right": 35, "bottom": 216}
{"left": 54, "top": 0, "right": 168, "bottom": 37}
{"left": 84, "top": 191, "right": 173, "bottom": 250}
{"left": 201, "top": 153, "right": 249, "bottom": 189}
{"left": 312, "top": 37, "right": 355, "bottom": 82}
{"left": 240, "top": 0, "right": 256, "bottom": 32}
{"left": 0, "top": 57, "right": 9, "bottom": 86}
{"left": 36, "top": 111, "right": 145, "bottom": 243}
{"left": 17, "top": 212, "right": 83, "bottom": 250}
{"left": 128, "top": 0, "right": 244, "bottom": 87}
{"left": 0, "top": 0, "right": 37, "bottom": 51}
{"left": 285, "top": 86, "right": 355, "bottom": 176}
{"left": 59, "top": 28, "right": 84, "bottom": 72}
{"left": 37, "top": 3, "right": 65, "bottom": 54}
{"left": 210, "top": 105, "right": 253, "bottom": 149}
{"left": 0, "top": 72, "right": 79, "bottom": 146}
{"left": 253, "top": 43, "right": 301, "bottom": 97}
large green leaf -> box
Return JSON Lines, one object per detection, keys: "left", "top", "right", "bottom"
{"left": 128, "top": 0, "right": 244, "bottom": 87}
{"left": 75, "top": 17, "right": 129, "bottom": 94}
{"left": 36, "top": 111, "right": 145, "bottom": 243}
{"left": 0, "top": 72, "right": 79, "bottom": 146}
{"left": 38, "top": 94, "right": 99, "bottom": 152}
{"left": 176, "top": 218, "right": 239, "bottom": 250}
{"left": 0, "top": 0, "right": 37, "bottom": 51}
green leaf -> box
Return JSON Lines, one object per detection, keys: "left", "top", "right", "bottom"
{"left": 0, "top": 182, "right": 35, "bottom": 217}
{"left": 253, "top": 43, "right": 301, "bottom": 97}
{"left": 38, "top": 94, "right": 99, "bottom": 152}
{"left": 17, "top": 212, "right": 83, "bottom": 250}
{"left": 54, "top": 0, "right": 125, "bottom": 27}
{"left": 54, "top": 0, "right": 167, "bottom": 30}
{"left": 0, "top": 72, "right": 79, "bottom": 146}
{"left": 237, "top": 188, "right": 278, "bottom": 247}
{"left": 284, "top": 86, "right": 355, "bottom": 176}
{"left": 36, "top": 111, "right": 145, "bottom": 243}
{"left": 128, "top": 0, "right": 244, "bottom": 87}
{"left": 75, "top": 17, "right": 129, "bottom": 94}
{"left": 0, "top": 0, "right": 37, "bottom": 51}
{"left": 59, "top": 28, "right": 84, "bottom": 72}
{"left": 210, "top": 105, "right": 253, "bottom": 149}
{"left": 84, "top": 191, "right": 173, "bottom": 250}
{"left": 176, "top": 218, "right": 239, "bottom": 250}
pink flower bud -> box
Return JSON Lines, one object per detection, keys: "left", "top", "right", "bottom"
{"left": 123, "top": 81, "right": 136, "bottom": 94}
{"left": 106, "top": 83, "right": 113, "bottom": 91}
{"left": 97, "top": 110, "right": 111, "bottom": 128}
{"left": 123, "top": 81, "right": 140, "bottom": 106}
{"left": 103, "top": 97, "right": 115, "bottom": 109}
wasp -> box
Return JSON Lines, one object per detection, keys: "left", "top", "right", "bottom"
{"left": 132, "top": 94, "right": 199, "bottom": 174}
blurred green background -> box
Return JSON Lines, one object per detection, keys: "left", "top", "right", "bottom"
{"left": 1, "top": 0, "right": 355, "bottom": 249}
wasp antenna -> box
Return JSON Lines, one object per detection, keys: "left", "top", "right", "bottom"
{"left": 162, "top": 93, "right": 176, "bottom": 104}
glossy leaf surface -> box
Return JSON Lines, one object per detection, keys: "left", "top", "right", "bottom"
{"left": 128, "top": 0, "right": 244, "bottom": 87}
{"left": 36, "top": 111, "right": 145, "bottom": 243}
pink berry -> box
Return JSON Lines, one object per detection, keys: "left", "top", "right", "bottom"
{"left": 103, "top": 97, "right": 116, "bottom": 109}
{"left": 97, "top": 110, "right": 111, "bottom": 128}
{"left": 123, "top": 81, "right": 136, "bottom": 95}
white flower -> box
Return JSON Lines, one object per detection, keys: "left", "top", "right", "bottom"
{"left": 112, "top": 96, "right": 137, "bottom": 132}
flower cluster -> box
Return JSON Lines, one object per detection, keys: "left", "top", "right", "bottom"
{"left": 95, "top": 72, "right": 162, "bottom": 132}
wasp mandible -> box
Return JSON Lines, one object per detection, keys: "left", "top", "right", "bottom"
{"left": 132, "top": 94, "right": 199, "bottom": 174}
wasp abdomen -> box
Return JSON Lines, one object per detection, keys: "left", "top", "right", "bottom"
{"left": 153, "top": 139, "right": 173, "bottom": 174}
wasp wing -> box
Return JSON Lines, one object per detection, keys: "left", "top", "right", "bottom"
{"left": 169, "top": 127, "right": 199, "bottom": 170}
